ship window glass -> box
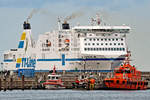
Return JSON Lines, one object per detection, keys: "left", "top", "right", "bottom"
{"left": 108, "top": 48, "right": 110, "bottom": 51}
{"left": 109, "top": 39, "right": 111, "bottom": 41}
{"left": 116, "top": 38, "right": 118, "bottom": 41}
{"left": 93, "top": 38, "right": 96, "bottom": 41}
{"left": 90, "top": 39, "right": 92, "bottom": 41}
{"left": 123, "top": 48, "right": 125, "bottom": 51}
{"left": 105, "top": 48, "right": 107, "bottom": 51}
{"left": 110, "top": 43, "right": 112, "bottom": 45}
{"left": 99, "top": 48, "right": 101, "bottom": 50}
{"left": 118, "top": 43, "right": 120, "bottom": 45}
{"left": 84, "top": 39, "right": 86, "bottom": 41}
{"left": 96, "top": 48, "right": 99, "bottom": 50}
{"left": 105, "top": 43, "right": 108, "bottom": 45}
{"left": 120, "top": 48, "right": 122, "bottom": 51}
{"left": 46, "top": 40, "right": 49, "bottom": 43}
{"left": 101, "top": 43, "right": 103, "bottom": 45}
{"left": 94, "top": 48, "right": 96, "bottom": 51}
{"left": 97, "top": 38, "right": 99, "bottom": 41}
{"left": 52, "top": 77, "right": 55, "bottom": 80}
{"left": 92, "top": 43, "right": 95, "bottom": 45}
{"left": 84, "top": 48, "right": 87, "bottom": 51}
{"left": 121, "top": 38, "right": 123, "bottom": 41}
{"left": 102, "top": 48, "right": 104, "bottom": 51}
{"left": 85, "top": 43, "right": 87, "bottom": 45}
{"left": 116, "top": 80, "right": 119, "bottom": 84}
{"left": 105, "top": 38, "right": 107, "bottom": 41}
{"left": 97, "top": 43, "right": 99, "bottom": 45}
{"left": 122, "top": 81, "right": 125, "bottom": 84}
{"left": 114, "top": 43, "right": 116, "bottom": 45}
{"left": 114, "top": 48, "right": 116, "bottom": 51}
{"left": 91, "top": 48, "right": 93, "bottom": 51}
{"left": 88, "top": 43, "right": 90, "bottom": 45}
{"left": 101, "top": 39, "right": 103, "bottom": 41}
{"left": 121, "top": 43, "right": 124, "bottom": 45}
{"left": 112, "top": 39, "right": 115, "bottom": 41}
{"left": 117, "top": 48, "right": 119, "bottom": 51}
{"left": 88, "top": 48, "right": 90, "bottom": 51}
{"left": 111, "top": 48, "right": 113, "bottom": 51}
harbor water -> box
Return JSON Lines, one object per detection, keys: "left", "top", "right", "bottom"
{"left": 0, "top": 90, "right": 150, "bottom": 100}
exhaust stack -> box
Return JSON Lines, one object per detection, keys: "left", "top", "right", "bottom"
{"left": 23, "top": 21, "right": 31, "bottom": 29}
{"left": 62, "top": 21, "right": 70, "bottom": 29}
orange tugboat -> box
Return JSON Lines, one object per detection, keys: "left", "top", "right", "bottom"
{"left": 104, "top": 52, "right": 148, "bottom": 90}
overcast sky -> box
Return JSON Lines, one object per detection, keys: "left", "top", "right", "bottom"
{"left": 0, "top": 0, "right": 150, "bottom": 71}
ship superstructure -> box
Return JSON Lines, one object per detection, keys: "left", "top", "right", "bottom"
{"left": 3, "top": 16, "right": 131, "bottom": 75}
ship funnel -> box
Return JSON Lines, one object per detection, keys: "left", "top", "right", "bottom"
{"left": 62, "top": 20, "right": 70, "bottom": 29}
{"left": 23, "top": 21, "right": 31, "bottom": 29}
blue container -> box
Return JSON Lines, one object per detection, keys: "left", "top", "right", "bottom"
{"left": 18, "top": 69, "right": 35, "bottom": 77}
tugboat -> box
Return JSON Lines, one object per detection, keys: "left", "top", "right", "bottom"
{"left": 42, "top": 66, "right": 65, "bottom": 89}
{"left": 104, "top": 51, "right": 148, "bottom": 90}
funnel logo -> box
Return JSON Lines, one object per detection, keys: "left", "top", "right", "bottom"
{"left": 16, "top": 58, "right": 36, "bottom": 68}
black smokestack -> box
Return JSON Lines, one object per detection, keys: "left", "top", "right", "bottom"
{"left": 23, "top": 21, "right": 31, "bottom": 29}
{"left": 62, "top": 21, "right": 70, "bottom": 29}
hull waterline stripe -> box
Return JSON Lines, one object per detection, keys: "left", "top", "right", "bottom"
{"left": 37, "top": 58, "right": 125, "bottom": 62}
{"left": 4, "top": 58, "right": 125, "bottom": 62}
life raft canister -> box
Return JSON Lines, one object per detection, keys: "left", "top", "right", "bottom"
{"left": 65, "top": 39, "right": 70, "bottom": 43}
{"left": 47, "top": 41, "right": 51, "bottom": 46}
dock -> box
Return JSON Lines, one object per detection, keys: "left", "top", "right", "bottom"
{"left": 0, "top": 71, "right": 150, "bottom": 91}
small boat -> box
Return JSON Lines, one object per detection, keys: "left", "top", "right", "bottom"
{"left": 42, "top": 66, "right": 65, "bottom": 89}
{"left": 104, "top": 52, "right": 148, "bottom": 90}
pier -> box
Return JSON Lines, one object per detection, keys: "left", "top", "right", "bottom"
{"left": 0, "top": 71, "right": 150, "bottom": 91}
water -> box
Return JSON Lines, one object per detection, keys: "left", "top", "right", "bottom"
{"left": 0, "top": 90, "right": 150, "bottom": 100}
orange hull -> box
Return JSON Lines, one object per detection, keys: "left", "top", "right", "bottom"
{"left": 103, "top": 61, "right": 148, "bottom": 90}
{"left": 104, "top": 78, "right": 148, "bottom": 90}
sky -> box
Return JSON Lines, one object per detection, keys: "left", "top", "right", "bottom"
{"left": 0, "top": 0, "right": 150, "bottom": 71}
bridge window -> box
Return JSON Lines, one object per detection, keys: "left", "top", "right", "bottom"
{"left": 116, "top": 80, "right": 119, "bottom": 84}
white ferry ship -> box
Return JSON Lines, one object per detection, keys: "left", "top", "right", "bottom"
{"left": 2, "top": 16, "right": 130, "bottom": 76}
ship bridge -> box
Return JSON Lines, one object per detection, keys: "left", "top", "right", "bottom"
{"left": 73, "top": 26, "right": 131, "bottom": 33}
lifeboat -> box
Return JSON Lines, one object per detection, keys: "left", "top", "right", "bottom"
{"left": 42, "top": 66, "right": 65, "bottom": 89}
{"left": 104, "top": 52, "right": 148, "bottom": 90}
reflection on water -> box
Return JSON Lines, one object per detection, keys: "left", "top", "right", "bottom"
{"left": 0, "top": 90, "right": 150, "bottom": 100}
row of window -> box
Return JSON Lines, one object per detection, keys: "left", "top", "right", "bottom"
{"left": 84, "top": 48, "right": 125, "bottom": 51}
{"left": 85, "top": 43, "right": 124, "bottom": 46}
{"left": 84, "top": 38, "right": 124, "bottom": 41}
{"left": 75, "top": 29, "right": 129, "bottom": 33}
